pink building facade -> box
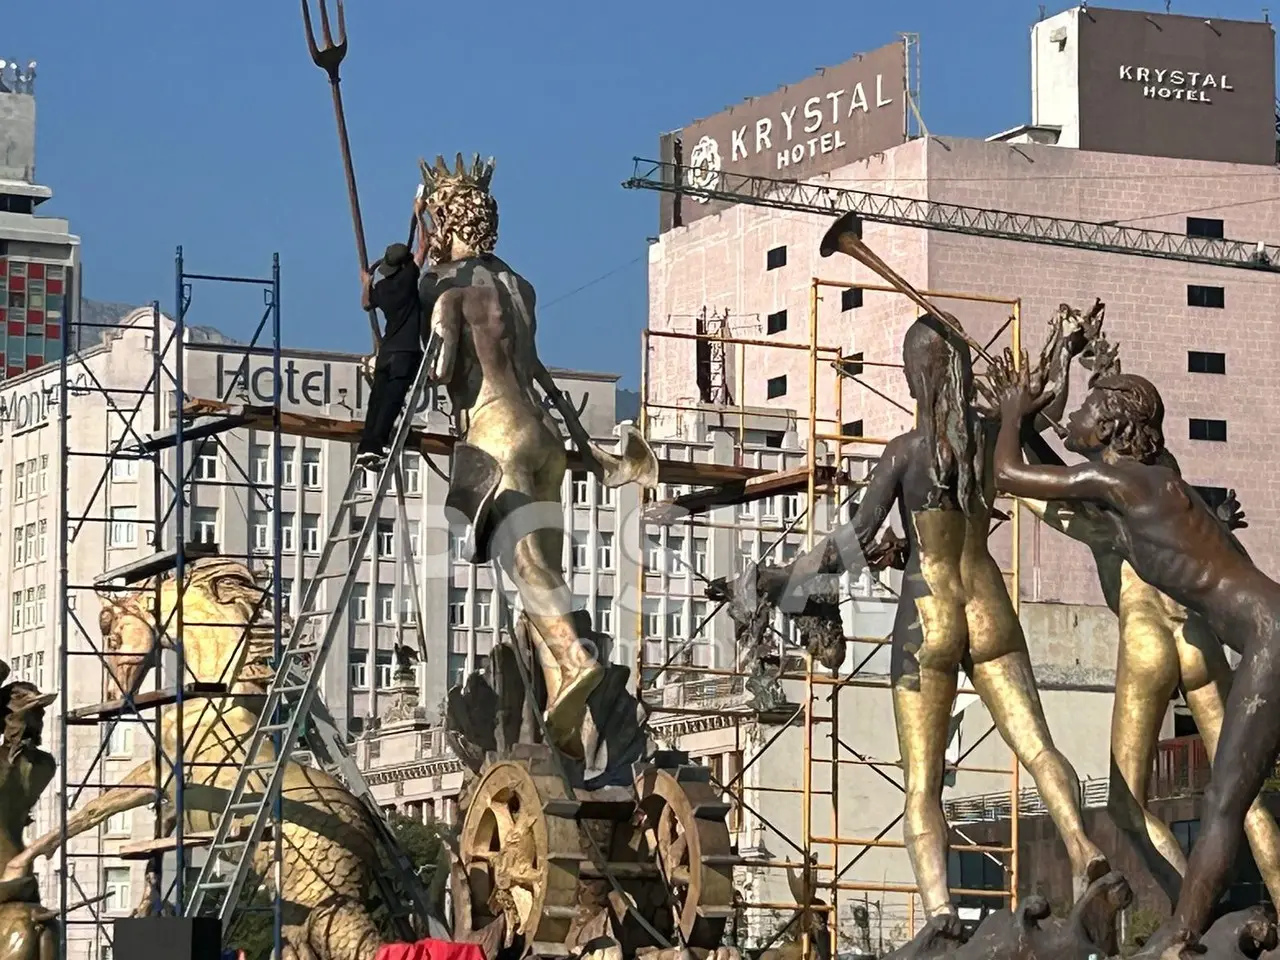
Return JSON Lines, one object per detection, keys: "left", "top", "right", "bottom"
{"left": 647, "top": 121, "right": 1280, "bottom": 607}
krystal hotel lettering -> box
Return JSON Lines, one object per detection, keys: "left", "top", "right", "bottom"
{"left": 715, "top": 74, "right": 896, "bottom": 172}
{"left": 1119, "top": 65, "right": 1233, "bottom": 102}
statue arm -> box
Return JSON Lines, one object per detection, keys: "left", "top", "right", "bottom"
{"left": 1, "top": 761, "right": 156, "bottom": 881}
{"left": 993, "top": 411, "right": 1128, "bottom": 507}
{"left": 428, "top": 287, "right": 465, "bottom": 384}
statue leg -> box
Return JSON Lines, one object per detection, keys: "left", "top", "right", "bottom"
{"left": 1, "top": 762, "right": 155, "bottom": 882}
{"left": 893, "top": 671, "right": 959, "bottom": 917}
{"left": 488, "top": 439, "right": 602, "bottom": 753}
{"left": 1179, "top": 622, "right": 1280, "bottom": 906}
{"left": 1169, "top": 626, "right": 1280, "bottom": 936}
{"left": 892, "top": 576, "right": 964, "bottom": 918}
{"left": 965, "top": 564, "right": 1107, "bottom": 899}
{"left": 1108, "top": 609, "right": 1185, "bottom": 901}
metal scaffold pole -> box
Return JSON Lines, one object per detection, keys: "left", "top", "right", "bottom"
{"left": 55, "top": 246, "right": 285, "bottom": 958}
{"left": 633, "top": 276, "right": 1026, "bottom": 956}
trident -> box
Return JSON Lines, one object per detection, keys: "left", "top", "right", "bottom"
{"left": 301, "top": 0, "right": 382, "bottom": 353}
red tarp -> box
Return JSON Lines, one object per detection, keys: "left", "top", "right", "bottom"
{"left": 376, "top": 940, "right": 487, "bottom": 960}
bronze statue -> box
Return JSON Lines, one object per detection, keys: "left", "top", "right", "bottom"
{"left": 418, "top": 153, "right": 657, "bottom": 755}
{"left": 0, "top": 663, "right": 58, "bottom": 960}
{"left": 986, "top": 348, "right": 1280, "bottom": 954}
{"left": 999, "top": 337, "right": 1280, "bottom": 907}
{"left": 719, "top": 303, "right": 1108, "bottom": 927}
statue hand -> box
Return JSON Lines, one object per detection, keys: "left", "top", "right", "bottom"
{"left": 1080, "top": 333, "right": 1121, "bottom": 384}
{"left": 984, "top": 347, "right": 1046, "bottom": 419}
{"left": 1216, "top": 489, "right": 1248, "bottom": 531}
{"left": 865, "top": 530, "right": 908, "bottom": 571}
{"left": 1056, "top": 299, "right": 1105, "bottom": 358}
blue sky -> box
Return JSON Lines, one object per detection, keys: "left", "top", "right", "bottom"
{"left": 8, "top": 0, "right": 1274, "bottom": 386}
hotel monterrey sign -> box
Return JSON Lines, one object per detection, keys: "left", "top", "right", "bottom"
{"left": 660, "top": 40, "right": 907, "bottom": 228}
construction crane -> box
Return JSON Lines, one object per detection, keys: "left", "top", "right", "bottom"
{"left": 623, "top": 158, "right": 1280, "bottom": 272}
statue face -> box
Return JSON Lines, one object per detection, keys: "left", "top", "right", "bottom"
{"left": 102, "top": 604, "right": 159, "bottom": 699}
{"left": 1064, "top": 390, "right": 1107, "bottom": 455}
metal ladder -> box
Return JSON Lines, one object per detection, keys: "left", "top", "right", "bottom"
{"left": 187, "top": 348, "right": 439, "bottom": 930}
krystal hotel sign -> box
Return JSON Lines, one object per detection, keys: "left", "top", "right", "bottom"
{"left": 659, "top": 40, "right": 907, "bottom": 228}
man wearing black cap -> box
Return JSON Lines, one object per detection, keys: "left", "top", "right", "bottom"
{"left": 357, "top": 221, "right": 428, "bottom": 468}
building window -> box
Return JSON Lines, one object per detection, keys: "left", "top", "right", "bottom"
{"left": 35, "top": 585, "right": 45, "bottom": 627}
{"left": 377, "top": 653, "right": 394, "bottom": 690}
{"left": 251, "top": 512, "right": 271, "bottom": 553}
{"left": 842, "top": 419, "right": 864, "bottom": 438}
{"left": 192, "top": 507, "right": 218, "bottom": 545}
{"left": 598, "top": 532, "right": 614, "bottom": 570}
{"left": 377, "top": 521, "right": 395, "bottom": 558}
{"left": 766, "top": 309, "right": 788, "bottom": 335}
{"left": 839, "top": 351, "right": 865, "bottom": 376}
{"left": 350, "top": 658, "right": 368, "bottom": 689}
{"left": 783, "top": 494, "right": 801, "bottom": 521}
{"left": 103, "top": 867, "right": 132, "bottom": 914}
{"left": 600, "top": 484, "right": 615, "bottom": 507}
{"left": 449, "top": 528, "right": 466, "bottom": 563}
{"left": 12, "top": 463, "right": 23, "bottom": 503}
{"left": 572, "top": 471, "right": 590, "bottom": 505}
{"left": 109, "top": 507, "right": 138, "bottom": 548}
{"left": 23, "top": 525, "right": 34, "bottom": 566}
{"left": 377, "top": 585, "right": 394, "bottom": 624}
{"left": 1188, "top": 350, "right": 1226, "bottom": 375}
{"left": 251, "top": 444, "right": 270, "bottom": 484}
{"left": 401, "top": 595, "right": 417, "bottom": 624}
{"left": 448, "top": 588, "right": 468, "bottom": 627}
{"left": 667, "top": 609, "right": 684, "bottom": 639}
{"left": 302, "top": 449, "right": 322, "bottom": 489}
{"left": 280, "top": 578, "right": 293, "bottom": 616}
{"left": 302, "top": 514, "right": 321, "bottom": 554}
{"left": 595, "top": 598, "right": 613, "bottom": 635}
{"left": 350, "top": 585, "right": 369, "bottom": 622}
{"left": 1193, "top": 485, "right": 1230, "bottom": 511}
{"left": 37, "top": 456, "right": 48, "bottom": 497}
{"left": 105, "top": 810, "right": 132, "bottom": 836}
{"left": 1189, "top": 418, "right": 1228, "bottom": 443}
{"left": 694, "top": 538, "right": 708, "bottom": 576}
{"left": 447, "top": 653, "right": 467, "bottom": 688}
{"left": 281, "top": 512, "right": 296, "bottom": 553}
{"left": 1186, "top": 217, "right": 1224, "bottom": 239}
{"left": 402, "top": 455, "right": 421, "bottom": 495}
{"left": 409, "top": 522, "right": 422, "bottom": 557}
{"left": 646, "top": 534, "right": 663, "bottom": 572}
{"left": 642, "top": 600, "right": 662, "bottom": 639}
{"left": 841, "top": 287, "right": 864, "bottom": 311}
{"left": 668, "top": 536, "right": 686, "bottom": 568}
{"left": 111, "top": 448, "right": 139, "bottom": 482}
{"left": 358, "top": 467, "right": 373, "bottom": 492}
{"left": 1171, "top": 818, "right": 1201, "bottom": 855}
{"left": 476, "top": 589, "right": 493, "bottom": 628}
{"left": 106, "top": 722, "right": 133, "bottom": 758}
{"left": 572, "top": 539, "right": 589, "bottom": 569}
{"left": 766, "top": 375, "right": 787, "bottom": 399}
{"left": 280, "top": 446, "right": 296, "bottom": 486}
{"left": 766, "top": 246, "right": 787, "bottom": 270}
{"left": 1187, "top": 284, "right": 1225, "bottom": 309}
{"left": 9, "top": 592, "right": 19, "bottom": 631}
{"left": 193, "top": 448, "right": 218, "bottom": 481}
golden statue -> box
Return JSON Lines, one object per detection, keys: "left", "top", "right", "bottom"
{"left": 2, "top": 558, "right": 421, "bottom": 960}
{"left": 0, "top": 662, "right": 58, "bottom": 960}
{"left": 416, "top": 153, "right": 657, "bottom": 754}
{"left": 1012, "top": 338, "right": 1280, "bottom": 906}
{"left": 721, "top": 216, "right": 1108, "bottom": 931}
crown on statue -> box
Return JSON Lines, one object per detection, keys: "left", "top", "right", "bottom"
{"left": 420, "top": 152, "right": 496, "bottom": 196}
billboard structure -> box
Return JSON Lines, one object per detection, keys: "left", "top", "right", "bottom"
{"left": 659, "top": 38, "right": 912, "bottom": 231}
{"left": 1034, "top": 5, "right": 1277, "bottom": 166}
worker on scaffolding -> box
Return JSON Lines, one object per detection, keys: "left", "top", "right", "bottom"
{"left": 356, "top": 203, "right": 429, "bottom": 469}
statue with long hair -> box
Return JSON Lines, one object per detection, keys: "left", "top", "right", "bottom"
{"left": 723, "top": 305, "right": 1108, "bottom": 932}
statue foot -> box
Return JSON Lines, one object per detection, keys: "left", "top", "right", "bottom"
{"left": 544, "top": 661, "right": 605, "bottom": 758}
{"left": 1071, "top": 853, "right": 1111, "bottom": 902}
{"left": 1133, "top": 921, "right": 1203, "bottom": 960}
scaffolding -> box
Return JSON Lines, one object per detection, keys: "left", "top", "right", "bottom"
{"left": 635, "top": 278, "right": 1028, "bottom": 957}
{"left": 56, "top": 248, "right": 285, "bottom": 959}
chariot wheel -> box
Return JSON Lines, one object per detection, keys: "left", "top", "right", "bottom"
{"left": 633, "top": 765, "right": 736, "bottom": 949}
{"left": 453, "top": 760, "right": 585, "bottom": 948}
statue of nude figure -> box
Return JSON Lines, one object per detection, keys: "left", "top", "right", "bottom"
{"left": 989, "top": 337, "right": 1280, "bottom": 908}
{"left": 987, "top": 349, "right": 1280, "bottom": 956}
{"left": 726, "top": 305, "right": 1108, "bottom": 928}
{"left": 415, "top": 153, "right": 657, "bottom": 754}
